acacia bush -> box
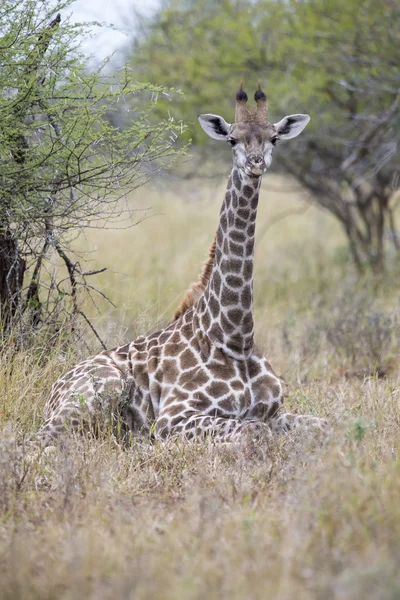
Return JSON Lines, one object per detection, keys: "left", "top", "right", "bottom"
{"left": 293, "top": 287, "right": 400, "bottom": 378}
{"left": 325, "top": 292, "right": 399, "bottom": 377}
{"left": 0, "top": 0, "right": 187, "bottom": 347}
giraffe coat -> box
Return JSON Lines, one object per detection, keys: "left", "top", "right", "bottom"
{"left": 39, "top": 89, "right": 327, "bottom": 445}
{"left": 42, "top": 169, "right": 285, "bottom": 443}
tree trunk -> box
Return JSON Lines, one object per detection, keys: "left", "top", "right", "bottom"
{"left": 0, "top": 230, "right": 26, "bottom": 333}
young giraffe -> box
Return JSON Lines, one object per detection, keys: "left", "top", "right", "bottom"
{"left": 38, "top": 84, "right": 327, "bottom": 446}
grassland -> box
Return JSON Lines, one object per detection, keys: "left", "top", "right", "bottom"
{"left": 0, "top": 173, "right": 399, "bottom": 599}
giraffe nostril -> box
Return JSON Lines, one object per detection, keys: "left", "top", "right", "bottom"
{"left": 250, "top": 155, "right": 263, "bottom": 165}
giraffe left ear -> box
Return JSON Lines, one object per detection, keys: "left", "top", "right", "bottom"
{"left": 274, "top": 114, "right": 310, "bottom": 140}
{"left": 198, "top": 114, "right": 231, "bottom": 141}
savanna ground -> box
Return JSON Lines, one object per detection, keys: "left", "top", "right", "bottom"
{"left": 1, "top": 173, "right": 400, "bottom": 599}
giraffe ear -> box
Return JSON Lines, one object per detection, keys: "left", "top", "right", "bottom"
{"left": 198, "top": 114, "right": 231, "bottom": 141}
{"left": 274, "top": 114, "right": 310, "bottom": 140}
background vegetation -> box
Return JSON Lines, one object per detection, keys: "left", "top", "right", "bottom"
{"left": 0, "top": 0, "right": 399, "bottom": 598}
{"left": 130, "top": 0, "right": 400, "bottom": 271}
{"left": 0, "top": 0, "right": 186, "bottom": 346}
{"left": 1, "top": 179, "right": 400, "bottom": 598}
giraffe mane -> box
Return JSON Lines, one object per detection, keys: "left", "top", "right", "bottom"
{"left": 173, "top": 235, "right": 216, "bottom": 321}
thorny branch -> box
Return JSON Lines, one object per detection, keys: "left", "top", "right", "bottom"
{"left": 0, "top": 1, "right": 187, "bottom": 348}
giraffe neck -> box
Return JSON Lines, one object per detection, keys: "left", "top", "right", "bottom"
{"left": 194, "top": 166, "right": 261, "bottom": 360}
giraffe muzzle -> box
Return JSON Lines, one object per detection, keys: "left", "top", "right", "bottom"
{"left": 246, "top": 155, "right": 266, "bottom": 176}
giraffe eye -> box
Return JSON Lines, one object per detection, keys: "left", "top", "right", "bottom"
{"left": 271, "top": 137, "right": 278, "bottom": 146}
{"left": 228, "top": 139, "right": 238, "bottom": 147}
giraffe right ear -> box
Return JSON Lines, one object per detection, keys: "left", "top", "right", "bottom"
{"left": 198, "top": 114, "right": 231, "bottom": 141}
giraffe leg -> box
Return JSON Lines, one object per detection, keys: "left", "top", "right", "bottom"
{"left": 269, "top": 412, "right": 329, "bottom": 435}
{"left": 156, "top": 409, "right": 272, "bottom": 444}
{"left": 37, "top": 362, "right": 133, "bottom": 447}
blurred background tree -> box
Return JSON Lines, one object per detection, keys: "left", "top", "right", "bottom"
{"left": 0, "top": 0, "right": 187, "bottom": 346}
{"left": 128, "top": 0, "right": 400, "bottom": 272}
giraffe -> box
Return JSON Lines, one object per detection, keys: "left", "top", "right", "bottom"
{"left": 37, "top": 83, "right": 327, "bottom": 448}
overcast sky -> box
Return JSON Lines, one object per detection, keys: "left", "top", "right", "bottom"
{"left": 65, "top": 0, "right": 160, "bottom": 64}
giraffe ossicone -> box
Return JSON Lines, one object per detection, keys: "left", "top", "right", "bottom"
{"left": 38, "top": 84, "right": 327, "bottom": 447}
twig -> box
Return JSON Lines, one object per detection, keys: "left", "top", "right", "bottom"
{"left": 77, "top": 310, "right": 107, "bottom": 350}
{"left": 82, "top": 268, "right": 107, "bottom": 277}
{"left": 77, "top": 282, "right": 117, "bottom": 309}
{"left": 341, "top": 95, "right": 400, "bottom": 171}
{"left": 24, "top": 240, "right": 48, "bottom": 309}
{"left": 55, "top": 243, "right": 78, "bottom": 314}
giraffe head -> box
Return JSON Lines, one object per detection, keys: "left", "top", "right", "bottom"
{"left": 198, "top": 83, "right": 310, "bottom": 177}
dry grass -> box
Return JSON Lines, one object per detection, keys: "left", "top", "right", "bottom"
{"left": 1, "top": 173, "right": 399, "bottom": 599}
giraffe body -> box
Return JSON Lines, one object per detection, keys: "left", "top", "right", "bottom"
{"left": 39, "top": 84, "right": 327, "bottom": 446}
{"left": 42, "top": 305, "right": 285, "bottom": 443}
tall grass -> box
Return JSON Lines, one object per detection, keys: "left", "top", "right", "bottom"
{"left": 0, "top": 174, "right": 399, "bottom": 599}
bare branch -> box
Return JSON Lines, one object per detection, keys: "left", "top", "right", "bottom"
{"left": 77, "top": 310, "right": 107, "bottom": 350}
{"left": 341, "top": 96, "right": 400, "bottom": 171}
